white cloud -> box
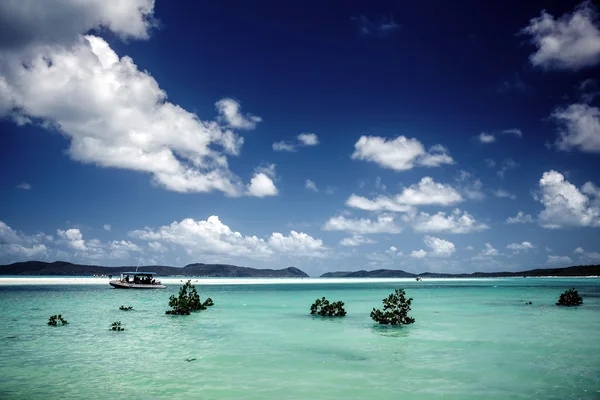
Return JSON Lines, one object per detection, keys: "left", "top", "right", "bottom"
{"left": 339, "top": 234, "right": 376, "bottom": 247}
{"left": 520, "top": 1, "right": 600, "bottom": 70}
{"left": 272, "top": 133, "right": 319, "bottom": 152}
{"left": 497, "top": 159, "right": 518, "bottom": 178}
{"left": 485, "top": 159, "right": 496, "bottom": 168}
{"left": 408, "top": 209, "right": 488, "bottom": 234}
{"left": 465, "top": 245, "right": 475, "bottom": 251}
{"left": 410, "top": 249, "right": 427, "bottom": 259}
{"left": 350, "top": 15, "right": 400, "bottom": 37}
{"left": 323, "top": 214, "right": 402, "bottom": 234}
{"left": 507, "top": 241, "right": 535, "bottom": 251}
{"left": 536, "top": 170, "right": 600, "bottom": 228}
{"left": 477, "top": 133, "right": 496, "bottom": 143}
{"left": 272, "top": 141, "right": 296, "bottom": 152}
{"left": 547, "top": 255, "right": 573, "bottom": 265}
{"left": 502, "top": 128, "right": 523, "bottom": 137}
{"left": 572, "top": 246, "right": 600, "bottom": 261}
{"left": 16, "top": 183, "right": 32, "bottom": 190}
{"left": 215, "top": 98, "right": 262, "bottom": 130}
{"left": 493, "top": 189, "right": 516, "bottom": 200}
{"left": 346, "top": 177, "right": 463, "bottom": 212}
{"left": 0, "top": 2, "right": 269, "bottom": 197}
{"left": 130, "top": 216, "right": 326, "bottom": 259}
{"left": 148, "top": 241, "right": 167, "bottom": 253}
{"left": 0, "top": 221, "right": 49, "bottom": 260}
{"left": 0, "top": 0, "right": 156, "bottom": 50}
{"left": 246, "top": 164, "right": 278, "bottom": 197}
{"left": 297, "top": 133, "right": 319, "bottom": 146}
{"left": 103, "top": 224, "right": 111, "bottom": 231}
{"left": 57, "top": 228, "right": 86, "bottom": 251}
{"left": 506, "top": 211, "right": 534, "bottom": 224}
{"left": 423, "top": 235, "right": 456, "bottom": 258}
{"left": 267, "top": 231, "right": 327, "bottom": 258}
{"left": 351, "top": 135, "right": 453, "bottom": 171}
{"left": 552, "top": 103, "right": 600, "bottom": 153}
{"left": 305, "top": 180, "right": 318, "bottom": 192}
{"left": 456, "top": 171, "right": 485, "bottom": 201}
{"left": 472, "top": 243, "right": 502, "bottom": 260}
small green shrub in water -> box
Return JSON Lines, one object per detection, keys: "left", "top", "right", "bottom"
{"left": 556, "top": 288, "right": 583, "bottom": 306}
{"left": 166, "top": 280, "right": 213, "bottom": 315}
{"left": 119, "top": 306, "right": 133, "bottom": 311}
{"left": 370, "top": 289, "right": 415, "bottom": 325}
{"left": 110, "top": 321, "right": 124, "bottom": 331}
{"left": 310, "top": 297, "right": 347, "bottom": 317}
{"left": 47, "top": 315, "right": 68, "bottom": 326}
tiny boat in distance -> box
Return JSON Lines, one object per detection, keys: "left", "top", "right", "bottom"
{"left": 109, "top": 272, "right": 166, "bottom": 289}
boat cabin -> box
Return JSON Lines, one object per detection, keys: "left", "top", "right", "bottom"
{"left": 109, "top": 272, "right": 166, "bottom": 289}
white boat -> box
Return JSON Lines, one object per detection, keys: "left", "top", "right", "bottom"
{"left": 109, "top": 272, "right": 166, "bottom": 289}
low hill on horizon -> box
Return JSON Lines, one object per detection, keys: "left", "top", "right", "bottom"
{"left": 320, "top": 264, "right": 600, "bottom": 278}
{"left": 0, "top": 261, "right": 309, "bottom": 278}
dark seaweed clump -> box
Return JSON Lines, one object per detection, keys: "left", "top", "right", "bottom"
{"left": 110, "top": 321, "right": 124, "bottom": 331}
{"left": 47, "top": 315, "right": 68, "bottom": 326}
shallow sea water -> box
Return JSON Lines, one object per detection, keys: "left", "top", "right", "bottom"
{"left": 0, "top": 278, "right": 599, "bottom": 399}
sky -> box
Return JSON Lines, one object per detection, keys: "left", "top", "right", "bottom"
{"left": 1, "top": 0, "right": 600, "bottom": 276}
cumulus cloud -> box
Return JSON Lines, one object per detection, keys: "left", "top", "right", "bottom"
{"left": 408, "top": 209, "right": 488, "bottom": 234}
{"left": 346, "top": 177, "right": 463, "bottom": 213}
{"left": 410, "top": 249, "right": 427, "bottom": 259}
{"left": 0, "top": 0, "right": 157, "bottom": 50}
{"left": 573, "top": 246, "right": 600, "bottom": 261}
{"left": 339, "top": 234, "right": 376, "bottom": 247}
{"left": 547, "top": 255, "right": 573, "bottom": 264}
{"left": 130, "top": 216, "right": 326, "bottom": 259}
{"left": 506, "top": 211, "right": 534, "bottom": 224}
{"left": 0, "top": 221, "right": 49, "bottom": 260}
{"left": 350, "top": 15, "right": 400, "bottom": 37}
{"left": 455, "top": 171, "right": 485, "bottom": 201}
{"left": 57, "top": 228, "right": 86, "bottom": 251}
{"left": 273, "top": 133, "right": 319, "bottom": 152}
{"left": 215, "top": 98, "right": 262, "bottom": 130}
{"left": 502, "top": 128, "right": 523, "bottom": 137}
{"left": 305, "top": 180, "right": 318, "bottom": 192}
{"left": 323, "top": 214, "right": 401, "bottom": 234}
{"left": 536, "top": 170, "right": 600, "bottom": 228}
{"left": 423, "top": 236, "right": 456, "bottom": 258}
{"left": 472, "top": 243, "right": 502, "bottom": 260}
{"left": 0, "top": 2, "right": 269, "bottom": 197}
{"left": 551, "top": 103, "right": 600, "bottom": 153}
{"left": 247, "top": 164, "right": 278, "bottom": 197}
{"left": 520, "top": 1, "right": 600, "bottom": 70}
{"left": 497, "top": 159, "right": 518, "bottom": 178}
{"left": 297, "top": 133, "right": 319, "bottom": 146}
{"left": 477, "top": 133, "right": 496, "bottom": 143}
{"left": 16, "top": 182, "right": 31, "bottom": 190}
{"left": 351, "top": 136, "right": 453, "bottom": 171}
{"left": 103, "top": 224, "right": 111, "bottom": 231}
{"left": 507, "top": 241, "right": 535, "bottom": 251}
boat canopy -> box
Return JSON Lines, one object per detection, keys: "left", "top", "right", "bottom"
{"left": 121, "top": 272, "right": 158, "bottom": 275}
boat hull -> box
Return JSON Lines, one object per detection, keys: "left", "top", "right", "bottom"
{"left": 109, "top": 280, "right": 166, "bottom": 289}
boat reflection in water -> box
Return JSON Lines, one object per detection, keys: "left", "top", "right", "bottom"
{"left": 109, "top": 272, "right": 166, "bottom": 289}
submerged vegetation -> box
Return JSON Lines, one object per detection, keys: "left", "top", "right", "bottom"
{"left": 310, "top": 297, "right": 347, "bottom": 317}
{"left": 556, "top": 288, "right": 583, "bottom": 306}
{"left": 119, "top": 306, "right": 133, "bottom": 311}
{"left": 110, "top": 321, "right": 124, "bottom": 331}
{"left": 166, "top": 280, "right": 214, "bottom": 315}
{"left": 371, "top": 289, "right": 415, "bottom": 325}
{"left": 47, "top": 315, "right": 68, "bottom": 326}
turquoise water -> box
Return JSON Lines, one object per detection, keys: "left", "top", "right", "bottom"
{"left": 0, "top": 278, "right": 599, "bottom": 399}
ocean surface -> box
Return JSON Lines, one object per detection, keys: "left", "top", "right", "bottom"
{"left": 0, "top": 277, "right": 599, "bottom": 399}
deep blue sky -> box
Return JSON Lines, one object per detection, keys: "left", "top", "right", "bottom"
{"left": 1, "top": 0, "right": 599, "bottom": 275}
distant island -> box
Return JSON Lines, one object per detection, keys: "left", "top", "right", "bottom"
{"left": 321, "top": 265, "right": 600, "bottom": 278}
{"left": 1, "top": 261, "right": 599, "bottom": 278}
{"left": 0, "top": 261, "right": 309, "bottom": 278}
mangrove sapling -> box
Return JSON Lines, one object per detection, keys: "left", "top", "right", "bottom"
{"left": 47, "top": 315, "right": 68, "bottom": 326}
{"left": 110, "top": 321, "right": 125, "bottom": 331}
{"left": 370, "top": 289, "right": 415, "bottom": 325}
{"left": 166, "top": 280, "right": 212, "bottom": 315}
{"left": 556, "top": 288, "right": 583, "bottom": 306}
{"left": 310, "top": 297, "right": 347, "bottom": 317}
